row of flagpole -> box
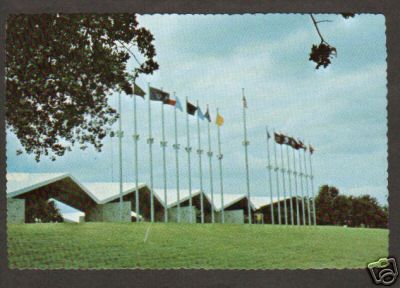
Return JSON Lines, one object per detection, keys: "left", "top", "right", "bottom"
{"left": 116, "top": 82, "right": 316, "bottom": 225}
{"left": 264, "top": 126, "right": 317, "bottom": 225}
{"left": 120, "top": 81, "right": 226, "bottom": 223}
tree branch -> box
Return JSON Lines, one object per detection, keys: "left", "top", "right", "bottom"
{"left": 116, "top": 40, "right": 142, "bottom": 67}
{"left": 310, "top": 14, "right": 326, "bottom": 43}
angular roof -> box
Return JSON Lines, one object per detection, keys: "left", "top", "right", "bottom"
{"left": 7, "top": 173, "right": 68, "bottom": 196}
{"left": 250, "top": 195, "right": 296, "bottom": 210}
{"left": 82, "top": 182, "right": 148, "bottom": 204}
{"left": 7, "top": 173, "right": 298, "bottom": 213}
{"left": 6, "top": 173, "right": 98, "bottom": 202}
{"left": 152, "top": 189, "right": 201, "bottom": 208}
{"left": 7, "top": 173, "right": 150, "bottom": 206}
{"left": 205, "top": 192, "right": 256, "bottom": 212}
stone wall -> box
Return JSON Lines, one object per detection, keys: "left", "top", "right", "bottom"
{"left": 85, "top": 202, "right": 131, "bottom": 222}
{"left": 216, "top": 209, "right": 244, "bottom": 224}
{"left": 7, "top": 198, "right": 25, "bottom": 224}
{"left": 168, "top": 206, "right": 197, "bottom": 223}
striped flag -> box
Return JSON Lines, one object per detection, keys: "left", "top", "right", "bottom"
{"left": 164, "top": 99, "right": 176, "bottom": 106}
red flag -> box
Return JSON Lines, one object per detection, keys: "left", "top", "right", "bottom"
{"left": 164, "top": 99, "right": 176, "bottom": 106}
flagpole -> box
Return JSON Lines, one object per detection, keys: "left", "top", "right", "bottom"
{"left": 292, "top": 148, "right": 300, "bottom": 226}
{"left": 110, "top": 129, "right": 114, "bottom": 182}
{"left": 265, "top": 126, "right": 274, "bottom": 225}
{"left": 242, "top": 89, "right": 252, "bottom": 224}
{"left": 147, "top": 83, "right": 155, "bottom": 222}
{"left": 118, "top": 92, "right": 124, "bottom": 221}
{"left": 173, "top": 93, "right": 181, "bottom": 223}
{"left": 279, "top": 143, "right": 288, "bottom": 225}
{"left": 302, "top": 146, "right": 311, "bottom": 226}
{"left": 161, "top": 96, "right": 168, "bottom": 223}
{"left": 286, "top": 145, "right": 294, "bottom": 225}
{"left": 298, "top": 148, "right": 306, "bottom": 225}
{"left": 309, "top": 146, "right": 317, "bottom": 225}
{"left": 133, "top": 82, "right": 140, "bottom": 222}
{"left": 292, "top": 149, "right": 300, "bottom": 225}
{"left": 216, "top": 108, "right": 225, "bottom": 224}
{"left": 185, "top": 97, "right": 193, "bottom": 223}
{"left": 196, "top": 100, "right": 205, "bottom": 224}
{"left": 206, "top": 105, "right": 215, "bottom": 223}
{"left": 273, "top": 130, "right": 281, "bottom": 225}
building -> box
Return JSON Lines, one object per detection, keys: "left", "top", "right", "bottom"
{"left": 7, "top": 172, "right": 300, "bottom": 224}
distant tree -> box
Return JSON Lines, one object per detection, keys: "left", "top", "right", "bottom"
{"left": 26, "top": 198, "right": 64, "bottom": 223}
{"left": 351, "top": 195, "right": 388, "bottom": 228}
{"left": 315, "top": 185, "right": 387, "bottom": 228}
{"left": 315, "top": 185, "right": 339, "bottom": 224}
{"left": 331, "top": 194, "right": 352, "bottom": 225}
{"left": 6, "top": 14, "right": 158, "bottom": 161}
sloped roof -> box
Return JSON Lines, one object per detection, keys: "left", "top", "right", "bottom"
{"left": 205, "top": 192, "right": 257, "bottom": 212}
{"left": 7, "top": 173, "right": 68, "bottom": 196}
{"left": 6, "top": 173, "right": 98, "bottom": 202}
{"left": 7, "top": 173, "right": 150, "bottom": 207}
{"left": 7, "top": 173, "right": 297, "bottom": 213}
{"left": 82, "top": 182, "right": 148, "bottom": 204}
{"left": 153, "top": 189, "right": 201, "bottom": 208}
{"left": 250, "top": 195, "right": 296, "bottom": 210}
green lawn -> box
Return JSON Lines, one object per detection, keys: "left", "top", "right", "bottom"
{"left": 8, "top": 223, "right": 388, "bottom": 269}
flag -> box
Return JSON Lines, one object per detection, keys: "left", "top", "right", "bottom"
{"left": 287, "top": 137, "right": 300, "bottom": 149}
{"left": 204, "top": 108, "right": 211, "bottom": 122}
{"left": 298, "top": 140, "right": 307, "bottom": 150}
{"left": 164, "top": 99, "right": 176, "bottom": 106}
{"left": 133, "top": 83, "right": 145, "bottom": 98}
{"left": 283, "top": 135, "right": 291, "bottom": 146}
{"left": 175, "top": 96, "right": 183, "bottom": 112}
{"left": 186, "top": 100, "right": 197, "bottom": 115}
{"left": 149, "top": 87, "right": 169, "bottom": 102}
{"left": 216, "top": 113, "right": 224, "bottom": 126}
{"left": 309, "top": 145, "right": 315, "bottom": 154}
{"left": 274, "top": 133, "right": 286, "bottom": 144}
{"left": 243, "top": 96, "right": 248, "bottom": 108}
{"left": 197, "top": 106, "right": 205, "bottom": 120}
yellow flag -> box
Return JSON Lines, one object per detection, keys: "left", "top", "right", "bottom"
{"left": 216, "top": 113, "right": 224, "bottom": 126}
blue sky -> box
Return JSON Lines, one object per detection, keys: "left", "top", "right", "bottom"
{"left": 7, "top": 14, "right": 388, "bottom": 207}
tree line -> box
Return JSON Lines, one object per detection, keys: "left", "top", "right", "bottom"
{"left": 315, "top": 185, "right": 388, "bottom": 228}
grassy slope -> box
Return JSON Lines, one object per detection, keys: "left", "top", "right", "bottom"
{"left": 8, "top": 223, "right": 388, "bottom": 269}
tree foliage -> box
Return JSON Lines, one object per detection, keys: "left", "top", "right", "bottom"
{"left": 315, "top": 185, "right": 388, "bottom": 228}
{"left": 6, "top": 14, "right": 158, "bottom": 161}
{"left": 308, "top": 14, "right": 355, "bottom": 69}
{"left": 309, "top": 43, "right": 337, "bottom": 69}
